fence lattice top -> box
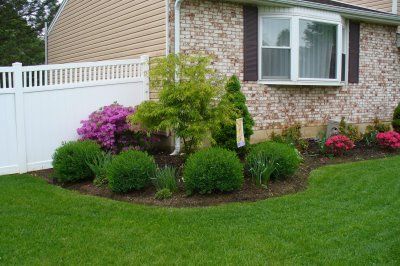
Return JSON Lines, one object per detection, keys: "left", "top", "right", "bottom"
{"left": 0, "top": 58, "right": 148, "bottom": 90}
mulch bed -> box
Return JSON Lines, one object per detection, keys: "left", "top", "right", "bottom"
{"left": 30, "top": 141, "right": 399, "bottom": 208}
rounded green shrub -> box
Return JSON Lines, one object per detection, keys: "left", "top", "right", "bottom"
{"left": 183, "top": 147, "right": 244, "bottom": 195}
{"left": 393, "top": 102, "right": 400, "bottom": 132}
{"left": 52, "top": 140, "right": 103, "bottom": 182}
{"left": 107, "top": 150, "right": 156, "bottom": 193}
{"left": 246, "top": 142, "right": 301, "bottom": 180}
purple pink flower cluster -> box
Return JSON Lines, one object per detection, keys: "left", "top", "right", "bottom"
{"left": 376, "top": 131, "right": 400, "bottom": 149}
{"left": 77, "top": 103, "right": 135, "bottom": 151}
{"left": 325, "top": 135, "right": 355, "bottom": 156}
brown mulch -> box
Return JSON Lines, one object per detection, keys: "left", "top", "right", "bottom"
{"left": 30, "top": 142, "right": 399, "bottom": 208}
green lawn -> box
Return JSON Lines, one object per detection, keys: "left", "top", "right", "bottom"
{"left": 1, "top": 157, "right": 399, "bottom": 265}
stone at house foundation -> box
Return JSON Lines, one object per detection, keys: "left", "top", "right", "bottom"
{"left": 326, "top": 120, "right": 341, "bottom": 138}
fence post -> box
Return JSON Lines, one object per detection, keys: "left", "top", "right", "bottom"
{"left": 13, "top": 62, "right": 28, "bottom": 173}
{"left": 140, "top": 55, "right": 150, "bottom": 101}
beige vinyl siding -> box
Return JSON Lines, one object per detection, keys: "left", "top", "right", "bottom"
{"left": 48, "top": 0, "right": 166, "bottom": 64}
{"left": 335, "top": 0, "right": 393, "bottom": 13}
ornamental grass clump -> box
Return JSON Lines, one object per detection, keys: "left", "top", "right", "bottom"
{"left": 87, "top": 152, "right": 113, "bottom": 187}
{"left": 107, "top": 150, "right": 156, "bottom": 193}
{"left": 376, "top": 131, "right": 400, "bottom": 150}
{"left": 78, "top": 103, "right": 156, "bottom": 153}
{"left": 246, "top": 152, "right": 276, "bottom": 187}
{"left": 152, "top": 166, "right": 179, "bottom": 193}
{"left": 52, "top": 140, "right": 103, "bottom": 182}
{"left": 183, "top": 148, "right": 244, "bottom": 195}
{"left": 325, "top": 135, "right": 355, "bottom": 156}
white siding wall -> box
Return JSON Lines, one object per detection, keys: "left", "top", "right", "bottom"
{"left": 335, "top": 0, "right": 393, "bottom": 13}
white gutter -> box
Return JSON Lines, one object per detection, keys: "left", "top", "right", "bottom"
{"left": 393, "top": 0, "right": 398, "bottom": 15}
{"left": 170, "top": 0, "right": 183, "bottom": 156}
{"left": 230, "top": 0, "right": 400, "bottom": 25}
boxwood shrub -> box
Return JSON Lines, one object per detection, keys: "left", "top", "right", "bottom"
{"left": 183, "top": 147, "right": 244, "bottom": 195}
{"left": 107, "top": 150, "right": 156, "bottom": 193}
{"left": 246, "top": 141, "right": 301, "bottom": 180}
{"left": 52, "top": 140, "right": 103, "bottom": 182}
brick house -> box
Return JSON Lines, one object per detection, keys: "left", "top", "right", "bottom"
{"left": 48, "top": 0, "right": 400, "bottom": 142}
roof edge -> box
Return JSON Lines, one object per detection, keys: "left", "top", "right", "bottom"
{"left": 47, "top": 0, "right": 400, "bottom": 36}
{"left": 231, "top": 0, "right": 400, "bottom": 25}
{"left": 48, "top": 0, "right": 69, "bottom": 34}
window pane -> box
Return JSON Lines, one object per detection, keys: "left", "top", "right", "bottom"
{"left": 299, "top": 20, "right": 337, "bottom": 79}
{"left": 262, "top": 18, "right": 290, "bottom": 47}
{"left": 262, "top": 48, "right": 290, "bottom": 79}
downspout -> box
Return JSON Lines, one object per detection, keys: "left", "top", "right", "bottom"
{"left": 44, "top": 22, "right": 48, "bottom": 65}
{"left": 393, "top": 0, "right": 398, "bottom": 14}
{"left": 170, "top": 0, "right": 183, "bottom": 155}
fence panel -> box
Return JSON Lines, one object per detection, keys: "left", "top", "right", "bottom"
{"left": 0, "top": 93, "right": 18, "bottom": 175}
{"left": 0, "top": 56, "right": 149, "bottom": 175}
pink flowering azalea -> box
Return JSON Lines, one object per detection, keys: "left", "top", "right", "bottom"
{"left": 376, "top": 131, "right": 400, "bottom": 150}
{"left": 325, "top": 135, "right": 355, "bottom": 156}
{"left": 77, "top": 103, "right": 136, "bottom": 152}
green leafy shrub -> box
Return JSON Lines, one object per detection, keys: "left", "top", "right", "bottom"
{"left": 52, "top": 140, "right": 103, "bottom": 182}
{"left": 246, "top": 152, "right": 276, "bottom": 187}
{"left": 87, "top": 152, "right": 113, "bottom": 187}
{"left": 316, "top": 131, "right": 328, "bottom": 154}
{"left": 364, "top": 118, "right": 391, "bottom": 146}
{"left": 152, "top": 166, "right": 178, "bottom": 192}
{"left": 129, "top": 54, "right": 233, "bottom": 153}
{"left": 107, "top": 150, "right": 156, "bottom": 193}
{"left": 270, "top": 123, "right": 309, "bottom": 151}
{"left": 339, "top": 117, "right": 362, "bottom": 142}
{"left": 155, "top": 188, "right": 173, "bottom": 200}
{"left": 183, "top": 148, "right": 244, "bottom": 195}
{"left": 247, "top": 142, "right": 301, "bottom": 180}
{"left": 212, "top": 75, "right": 254, "bottom": 152}
{"left": 393, "top": 103, "right": 400, "bottom": 132}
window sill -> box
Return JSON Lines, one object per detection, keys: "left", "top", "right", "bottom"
{"left": 258, "top": 80, "right": 345, "bottom": 87}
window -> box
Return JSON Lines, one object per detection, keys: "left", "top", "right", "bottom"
{"left": 259, "top": 10, "right": 343, "bottom": 85}
{"left": 261, "top": 18, "right": 291, "bottom": 80}
{"left": 299, "top": 20, "right": 337, "bottom": 79}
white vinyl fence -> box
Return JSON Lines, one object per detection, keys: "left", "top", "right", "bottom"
{"left": 0, "top": 56, "right": 149, "bottom": 175}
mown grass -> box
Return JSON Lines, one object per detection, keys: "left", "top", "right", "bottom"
{"left": 0, "top": 156, "right": 399, "bottom": 265}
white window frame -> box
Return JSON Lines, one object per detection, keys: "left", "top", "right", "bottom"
{"left": 258, "top": 8, "right": 344, "bottom": 86}
{"left": 260, "top": 17, "right": 292, "bottom": 80}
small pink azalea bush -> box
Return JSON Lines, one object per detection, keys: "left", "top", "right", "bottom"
{"left": 77, "top": 103, "right": 159, "bottom": 153}
{"left": 376, "top": 131, "right": 400, "bottom": 150}
{"left": 325, "top": 135, "right": 355, "bottom": 156}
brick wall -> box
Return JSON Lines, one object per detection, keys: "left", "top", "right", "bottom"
{"left": 176, "top": 0, "right": 400, "bottom": 140}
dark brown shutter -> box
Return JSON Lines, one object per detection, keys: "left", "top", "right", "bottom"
{"left": 243, "top": 5, "right": 258, "bottom": 81}
{"left": 348, "top": 21, "right": 360, "bottom": 83}
{"left": 341, "top": 54, "right": 346, "bottom": 82}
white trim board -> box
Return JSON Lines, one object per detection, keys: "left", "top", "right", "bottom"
{"left": 48, "top": 0, "right": 69, "bottom": 34}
